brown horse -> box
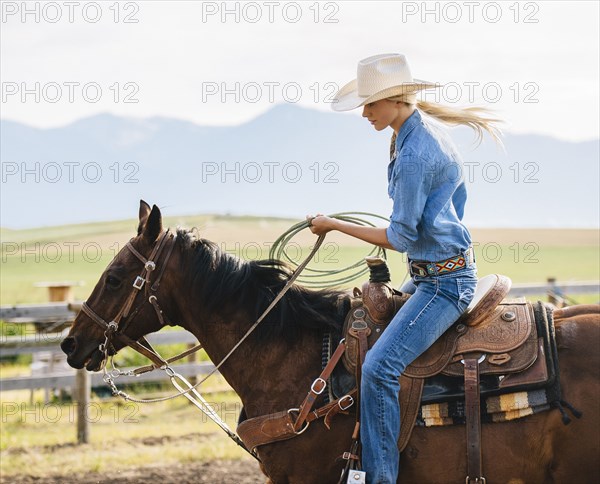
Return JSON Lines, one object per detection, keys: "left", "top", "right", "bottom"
{"left": 61, "top": 202, "right": 600, "bottom": 483}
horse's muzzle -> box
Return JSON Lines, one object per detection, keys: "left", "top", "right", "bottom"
{"left": 60, "top": 336, "right": 105, "bottom": 371}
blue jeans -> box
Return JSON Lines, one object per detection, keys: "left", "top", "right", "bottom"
{"left": 360, "top": 264, "right": 478, "bottom": 484}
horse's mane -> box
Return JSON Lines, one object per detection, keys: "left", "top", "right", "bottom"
{"left": 175, "top": 228, "right": 348, "bottom": 343}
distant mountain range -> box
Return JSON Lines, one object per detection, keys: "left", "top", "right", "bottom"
{"left": 1, "top": 104, "right": 598, "bottom": 229}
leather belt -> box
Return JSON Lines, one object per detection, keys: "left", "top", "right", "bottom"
{"left": 408, "top": 246, "right": 475, "bottom": 277}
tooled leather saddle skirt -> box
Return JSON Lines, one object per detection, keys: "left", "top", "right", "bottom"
{"left": 334, "top": 268, "right": 556, "bottom": 451}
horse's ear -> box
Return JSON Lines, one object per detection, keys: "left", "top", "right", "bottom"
{"left": 138, "top": 200, "right": 152, "bottom": 235}
{"left": 142, "top": 205, "right": 163, "bottom": 242}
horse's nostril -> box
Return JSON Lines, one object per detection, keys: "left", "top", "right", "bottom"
{"left": 60, "top": 336, "right": 76, "bottom": 356}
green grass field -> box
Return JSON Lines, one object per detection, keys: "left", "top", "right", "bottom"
{"left": 0, "top": 215, "right": 598, "bottom": 479}
{"left": 1, "top": 215, "right": 599, "bottom": 304}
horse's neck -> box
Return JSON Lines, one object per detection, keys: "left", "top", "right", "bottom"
{"left": 167, "top": 245, "right": 331, "bottom": 415}
{"left": 183, "top": 314, "right": 323, "bottom": 415}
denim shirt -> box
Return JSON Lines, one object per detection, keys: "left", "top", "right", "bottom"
{"left": 385, "top": 109, "right": 472, "bottom": 262}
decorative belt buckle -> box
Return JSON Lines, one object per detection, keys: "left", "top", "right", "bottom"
{"left": 411, "top": 263, "right": 426, "bottom": 277}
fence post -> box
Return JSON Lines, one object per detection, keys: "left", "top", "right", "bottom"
{"left": 547, "top": 277, "right": 561, "bottom": 307}
{"left": 188, "top": 343, "right": 198, "bottom": 385}
{"left": 33, "top": 282, "right": 77, "bottom": 402}
{"left": 75, "top": 368, "right": 90, "bottom": 444}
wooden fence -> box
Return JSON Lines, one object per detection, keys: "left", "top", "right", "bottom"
{"left": 0, "top": 328, "right": 215, "bottom": 443}
{"left": 1, "top": 279, "right": 598, "bottom": 443}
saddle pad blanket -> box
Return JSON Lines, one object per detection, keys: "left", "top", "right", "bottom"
{"left": 416, "top": 388, "right": 551, "bottom": 427}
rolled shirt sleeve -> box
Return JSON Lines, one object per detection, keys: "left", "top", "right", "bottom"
{"left": 386, "top": 153, "right": 433, "bottom": 253}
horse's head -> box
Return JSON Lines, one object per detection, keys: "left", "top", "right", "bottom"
{"left": 61, "top": 200, "right": 174, "bottom": 371}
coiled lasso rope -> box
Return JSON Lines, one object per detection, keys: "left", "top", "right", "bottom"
{"left": 269, "top": 211, "right": 391, "bottom": 288}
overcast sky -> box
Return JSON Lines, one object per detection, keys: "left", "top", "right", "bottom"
{"left": 1, "top": 1, "right": 599, "bottom": 142}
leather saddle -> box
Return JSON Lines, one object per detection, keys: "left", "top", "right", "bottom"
{"left": 339, "top": 258, "right": 552, "bottom": 453}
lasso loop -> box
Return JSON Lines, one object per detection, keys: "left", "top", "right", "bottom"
{"left": 269, "top": 212, "right": 389, "bottom": 288}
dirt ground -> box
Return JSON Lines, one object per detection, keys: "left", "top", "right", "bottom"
{"left": 2, "top": 459, "right": 266, "bottom": 484}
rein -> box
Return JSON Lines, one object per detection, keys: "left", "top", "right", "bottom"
{"left": 79, "top": 228, "right": 326, "bottom": 460}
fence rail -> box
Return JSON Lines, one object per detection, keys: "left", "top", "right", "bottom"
{"left": 509, "top": 280, "right": 600, "bottom": 296}
{"left": 0, "top": 361, "right": 215, "bottom": 392}
{"left": 0, "top": 329, "right": 199, "bottom": 355}
{"left": 0, "top": 301, "right": 76, "bottom": 322}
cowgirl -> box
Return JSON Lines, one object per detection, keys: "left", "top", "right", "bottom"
{"left": 307, "top": 53, "right": 502, "bottom": 484}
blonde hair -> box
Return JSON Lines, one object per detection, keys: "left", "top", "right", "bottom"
{"left": 388, "top": 95, "right": 504, "bottom": 149}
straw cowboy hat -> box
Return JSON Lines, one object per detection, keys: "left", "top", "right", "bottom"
{"left": 331, "top": 53, "right": 439, "bottom": 112}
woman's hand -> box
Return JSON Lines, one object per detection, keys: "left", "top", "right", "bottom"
{"left": 307, "top": 213, "right": 395, "bottom": 249}
{"left": 306, "top": 214, "right": 336, "bottom": 236}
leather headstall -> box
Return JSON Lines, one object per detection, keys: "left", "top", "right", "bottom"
{"left": 80, "top": 230, "right": 179, "bottom": 370}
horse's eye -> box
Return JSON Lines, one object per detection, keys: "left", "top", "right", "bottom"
{"left": 106, "top": 275, "right": 121, "bottom": 288}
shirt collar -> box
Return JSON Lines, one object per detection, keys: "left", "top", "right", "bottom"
{"left": 394, "top": 109, "right": 421, "bottom": 152}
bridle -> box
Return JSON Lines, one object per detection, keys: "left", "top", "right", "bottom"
{"left": 79, "top": 229, "right": 259, "bottom": 456}
{"left": 80, "top": 229, "right": 185, "bottom": 371}
{"left": 76, "top": 227, "right": 326, "bottom": 460}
